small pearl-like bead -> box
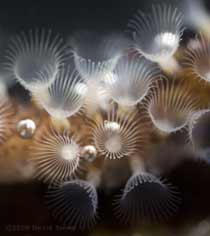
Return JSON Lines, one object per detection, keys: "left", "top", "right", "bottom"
{"left": 17, "top": 119, "right": 36, "bottom": 139}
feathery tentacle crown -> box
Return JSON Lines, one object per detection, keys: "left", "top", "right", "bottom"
{"left": 147, "top": 78, "right": 202, "bottom": 133}
{"left": 91, "top": 108, "right": 150, "bottom": 159}
{"left": 30, "top": 126, "right": 81, "bottom": 183}
{"left": 114, "top": 172, "right": 181, "bottom": 224}
{"left": 104, "top": 53, "right": 160, "bottom": 107}
{"left": 5, "top": 29, "right": 66, "bottom": 90}
{"left": 70, "top": 31, "right": 129, "bottom": 81}
{"left": 32, "top": 65, "right": 87, "bottom": 119}
{"left": 184, "top": 33, "right": 210, "bottom": 83}
{"left": 128, "top": 4, "right": 184, "bottom": 63}
{"left": 45, "top": 180, "right": 98, "bottom": 230}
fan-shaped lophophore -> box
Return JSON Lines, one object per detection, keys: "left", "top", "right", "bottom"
{"left": 188, "top": 109, "right": 210, "bottom": 150}
{"left": 104, "top": 54, "right": 160, "bottom": 107}
{"left": 114, "top": 172, "right": 181, "bottom": 224}
{"left": 146, "top": 78, "right": 201, "bottom": 133}
{"left": 91, "top": 108, "right": 150, "bottom": 159}
{"left": 128, "top": 4, "right": 184, "bottom": 64}
{"left": 5, "top": 29, "right": 67, "bottom": 91}
{"left": 32, "top": 65, "right": 87, "bottom": 119}
{"left": 69, "top": 31, "right": 129, "bottom": 81}
{"left": 82, "top": 78, "right": 113, "bottom": 115}
{"left": 45, "top": 180, "right": 98, "bottom": 230}
{"left": 184, "top": 33, "right": 210, "bottom": 83}
{"left": 30, "top": 126, "right": 81, "bottom": 183}
{"left": 181, "top": 0, "right": 210, "bottom": 35}
{"left": 0, "top": 97, "right": 14, "bottom": 143}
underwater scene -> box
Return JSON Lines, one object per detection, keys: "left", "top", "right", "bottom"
{"left": 1, "top": 0, "right": 210, "bottom": 235}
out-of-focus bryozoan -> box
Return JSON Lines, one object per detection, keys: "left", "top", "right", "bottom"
{"left": 182, "top": 0, "right": 210, "bottom": 36}
{"left": 69, "top": 31, "right": 129, "bottom": 81}
{"left": 81, "top": 145, "right": 97, "bottom": 162}
{"left": 91, "top": 108, "right": 150, "bottom": 159}
{"left": 104, "top": 54, "right": 160, "bottom": 107}
{"left": 0, "top": 97, "right": 14, "bottom": 143}
{"left": 114, "top": 172, "right": 181, "bottom": 224}
{"left": 188, "top": 109, "right": 210, "bottom": 150}
{"left": 184, "top": 33, "right": 210, "bottom": 83}
{"left": 30, "top": 126, "right": 81, "bottom": 183}
{"left": 5, "top": 29, "right": 67, "bottom": 91}
{"left": 128, "top": 4, "right": 184, "bottom": 64}
{"left": 146, "top": 78, "right": 202, "bottom": 133}
{"left": 32, "top": 65, "right": 87, "bottom": 119}
{"left": 46, "top": 180, "right": 98, "bottom": 230}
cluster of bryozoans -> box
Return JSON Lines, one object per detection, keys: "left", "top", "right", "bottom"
{"left": 1, "top": 3, "right": 210, "bottom": 231}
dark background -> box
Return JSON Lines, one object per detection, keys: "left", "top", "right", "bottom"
{"left": 0, "top": 0, "right": 188, "bottom": 34}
